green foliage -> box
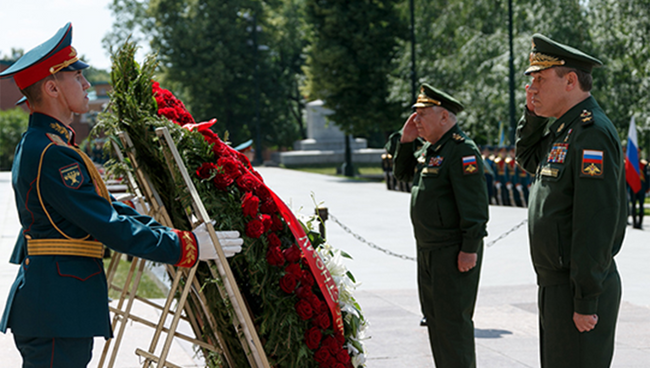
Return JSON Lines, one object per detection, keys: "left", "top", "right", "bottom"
{"left": 303, "top": 0, "right": 405, "bottom": 141}
{"left": 0, "top": 108, "right": 29, "bottom": 170}
{"left": 105, "top": 0, "right": 306, "bottom": 150}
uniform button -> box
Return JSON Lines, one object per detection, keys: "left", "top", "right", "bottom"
{"left": 25, "top": 258, "right": 30, "bottom": 265}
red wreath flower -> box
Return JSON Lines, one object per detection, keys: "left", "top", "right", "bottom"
{"left": 236, "top": 173, "right": 260, "bottom": 192}
{"left": 304, "top": 326, "right": 322, "bottom": 350}
{"left": 245, "top": 218, "right": 265, "bottom": 239}
{"left": 266, "top": 245, "right": 285, "bottom": 267}
{"left": 196, "top": 162, "right": 217, "bottom": 179}
{"left": 241, "top": 192, "right": 260, "bottom": 217}
{"left": 295, "top": 299, "right": 314, "bottom": 320}
{"left": 279, "top": 273, "right": 298, "bottom": 293}
{"left": 283, "top": 244, "right": 301, "bottom": 263}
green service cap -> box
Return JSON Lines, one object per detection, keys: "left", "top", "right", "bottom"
{"left": 525, "top": 34, "right": 602, "bottom": 75}
{"left": 412, "top": 83, "right": 464, "bottom": 114}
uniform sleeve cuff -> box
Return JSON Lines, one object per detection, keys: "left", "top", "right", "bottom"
{"left": 461, "top": 238, "right": 482, "bottom": 253}
{"left": 574, "top": 298, "right": 598, "bottom": 315}
{"left": 173, "top": 229, "right": 198, "bottom": 268}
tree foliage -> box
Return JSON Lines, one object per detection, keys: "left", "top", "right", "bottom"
{"left": 104, "top": 0, "right": 306, "bottom": 150}
{"left": 102, "top": 0, "right": 650, "bottom": 156}
{"left": 303, "top": 0, "right": 405, "bottom": 143}
{"left": 0, "top": 107, "right": 29, "bottom": 170}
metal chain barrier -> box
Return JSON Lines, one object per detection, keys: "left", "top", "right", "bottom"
{"left": 328, "top": 214, "right": 417, "bottom": 261}
{"left": 327, "top": 213, "right": 528, "bottom": 261}
{"left": 486, "top": 219, "right": 528, "bottom": 248}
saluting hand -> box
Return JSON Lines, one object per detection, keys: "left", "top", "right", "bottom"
{"left": 457, "top": 251, "right": 477, "bottom": 272}
{"left": 573, "top": 312, "right": 598, "bottom": 332}
{"left": 525, "top": 84, "right": 535, "bottom": 113}
{"left": 400, "top": 113, "right": 419, "bottom": 143}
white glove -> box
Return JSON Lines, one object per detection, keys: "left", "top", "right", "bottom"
{"left": 193, "top": 222, "right": 243, "bottom": 260}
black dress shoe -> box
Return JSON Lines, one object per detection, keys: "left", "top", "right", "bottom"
{"left": 420, "top": 317, "right": 427, "bottom": 327}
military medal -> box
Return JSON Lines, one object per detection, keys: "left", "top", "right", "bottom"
{"left": 428, "top": 156, "right": 443, "bottom": 167}
{"left": 548, "top": 143, "right": 568, "bottom": 163}
{"left": 580, "top": 149, "right": 604, "bottom": 178}
{"left": 462, "top": 155, "right": 478, "bottom": 175}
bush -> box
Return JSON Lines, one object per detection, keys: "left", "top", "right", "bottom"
{"left": 0, "top": 108, "right": 29, "bottom": 170}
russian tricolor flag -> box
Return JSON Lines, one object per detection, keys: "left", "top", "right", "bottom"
{"left": 625, "top": 116, "right": 641, "bottom": 193}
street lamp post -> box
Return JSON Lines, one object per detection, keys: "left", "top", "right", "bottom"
{"left": 508, "top": 0, "right": 516, "bottom": 146}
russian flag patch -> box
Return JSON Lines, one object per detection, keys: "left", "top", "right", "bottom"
{"left": 581, "top": 149, "right": 604, "bottom": 178}
{"left": 462, "top": 155, "right": 478, "bottom": 175}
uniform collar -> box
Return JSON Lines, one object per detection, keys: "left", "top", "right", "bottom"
{"left": 428, "top": 123, "right": 460, "bottom": 152}
{"left": 30, "top": 112, "right": 74, "bottom": 145}
{"left": 549, "top": 95, "right": 598, "bottom": 136}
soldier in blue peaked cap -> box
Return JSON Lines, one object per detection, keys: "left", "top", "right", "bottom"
{"left": 0, "top": 23, "right": 244, "bottom": 367}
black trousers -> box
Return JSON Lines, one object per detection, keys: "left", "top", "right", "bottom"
{"left": 13, "top": 335, "right": 93, "bottom": 368}
{"left": 538, "top": 266, "right": 621, "bottom": 368}
{"left": 417, "top": 243, "right": 483, "bottom": 368}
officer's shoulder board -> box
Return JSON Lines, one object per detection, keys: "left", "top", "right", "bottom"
{"left": 452, "top": 133, "right": 465, "bottom": 143}
{"left": 580, "top": 109, "right": 595, "bottom": 127}
{"left": 46, "top": 132, "right": 68, "bottom": 147}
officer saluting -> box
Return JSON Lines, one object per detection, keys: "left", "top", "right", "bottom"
{"left": 515, "top": 34, "right": 626, "bottom": 368}
{"left": 0, "top": 23, "right": 243, "bottom": 367}
{"left": 393, "top": 84, "right": 489, "bottom": 368}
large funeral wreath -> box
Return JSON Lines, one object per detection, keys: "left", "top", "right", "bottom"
{"left": 95, "top": 41, "right": 367, "bottom": 368}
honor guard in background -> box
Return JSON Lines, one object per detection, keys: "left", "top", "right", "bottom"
{"left": 630, "top": 151, "right": 649, "bottom": 229}
{"left": 505, "top": 146, "right": 519, "bottom": 206}
{"left": 515, "top": 34, "right": 626, "bottom": 368}
{"left": 393, "top": 84, "right": 489, "bottom": 368}
{"left": 0, "top": 23, "right": 243, "bottom": 367}
{"left": 493, "top": 146, "right": 508, "bottom": 205}
{"left": 481, "top": 145, "right": 497, "bottom": 205}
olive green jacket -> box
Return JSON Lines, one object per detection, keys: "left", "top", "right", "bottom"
{"left": 515, "top": 96, "right": 627, "bottom": 315}
{"left": 393, "top": 124, "right": 489, "bottom": 253}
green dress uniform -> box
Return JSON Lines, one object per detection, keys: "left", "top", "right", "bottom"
{"left": 393, "top": 85, "right": 489, "bottom": 368}
{"left": 515, "top": 34, "right": 627, "bottom": 368}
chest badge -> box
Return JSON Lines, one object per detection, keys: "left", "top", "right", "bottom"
{"left": 417, "top": 154, "right": 426, "bottom": 164}
{"left": 580, "top": 149, "right": 604, "bottom": 178}
{"left": 428, "top": 156, "right": 443, "bottom": 167}
{"left": 59, "top": 163, "right": 84, "bottom": 189}
{"left": 548, "top": 143, "right": 568, "bottom": 163}
{"left": 462, "top": 155, "right": 478, "bottom": 175}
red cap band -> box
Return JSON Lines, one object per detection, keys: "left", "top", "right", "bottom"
{"left": 13, "top": 46, "right": 78, "bottom": 89}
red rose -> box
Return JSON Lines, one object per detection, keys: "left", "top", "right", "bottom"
{"left": 335, "top": 331, "right": 345, "bottom": 345}
{"left": 313, "top": 299, "right": 327, "bottom": 314}
{"left": 295, "top": 285, "right": 315, "bottom": 300}
{"left": 266, "top": 232, "right": 281, "bottom": 248}
{"left": 255, "top": 185, "right": 271, "bottom": 201}
{"left": 212, "top": 140, "right": 233, "bottom": 158}
{"left": 336, "top": 349, "right": 351, "bottom": 364}
{"left": 266, "top": 246, "right": 285, "bottom": 266}
{"left": 305, "top": 326, "right": 322, "bottom": 350}
{"left": 217, "top": 156, "right": 243, "bottom": 178}
{"left": 295, "top": 299, "right": 314, "bottom": 320}
{"left": 213, "top": 172, "right": 234, "bottom": 190}
{"left": 241, "top": 192, "right": 260, "bottom": 217}
{"left": 279, "top": 273, "right": 298, "bottom": 293}
{"left": 312, "top": 312, "right": 331, "bottom": 330}
{"left": 283, "top": 244, "right": 301, "bottom": 263}
{"left": 260, "top": 214, "right": 272, "bottom": 232}
{"left": 236, "top": 173, "right": 260, "bottom": 192}
{"left": 246, "top": 218, "right": 265, "bottom": 239}
{"left": 285, "top": 263, "right": 302, "bottom": 278}
{"left": 271, "top": 215, "right": 284, "bottom": 231}
{"left": 323, "top": 335, "right": 340, "bottom": 355}
{"left": 158, "top": 107, "right": 179, "bottom": 123}
{"left": 260, "top": 198, "right": 278, "bottom": 214}
{"left": 196, "top": 162, "right": 217, "bottom": 179}
{"left": 314, "top": 346, "right": 332, "bottom": 364}
{"left": 300, "top": 269, "right": 315, "bottom": 287}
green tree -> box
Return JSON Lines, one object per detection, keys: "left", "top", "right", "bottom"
{"left": 589, "top": 0, "right": 650, "bottom": 156}
{"left": 0, "top": 107, "right": 29, "bottom": 170}
{"left": 104, "top": 0, "right": 306, "bottom": 152}
{"left": 303, "top": 0, "right": 405, "bottom": 145}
